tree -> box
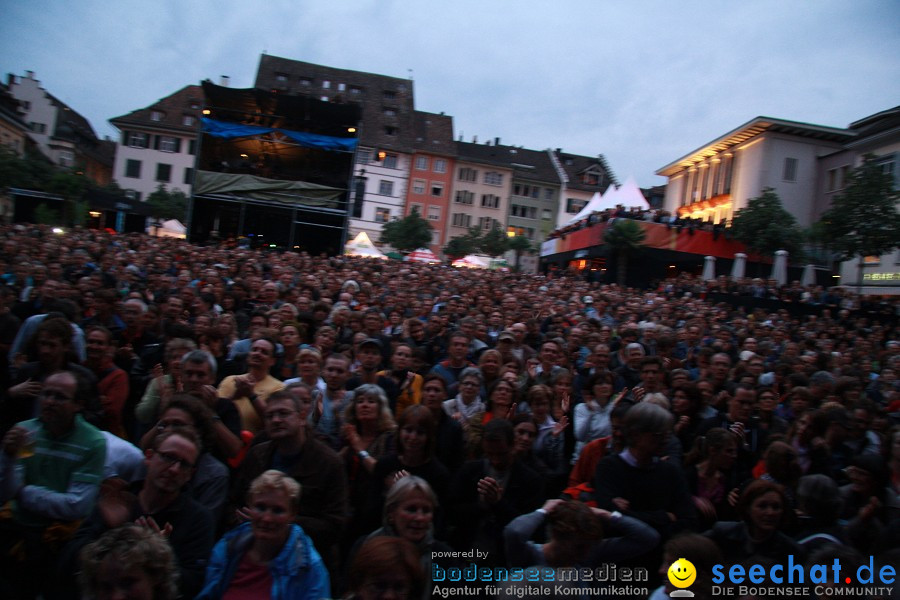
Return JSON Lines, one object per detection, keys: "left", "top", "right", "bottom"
{"left": 818, "top": 156, "right": 900, "bottom": 285}
{"left": 508, "top": 235, "right": 533, "bottom": 271}
{"left": 443, "top": 227, "right": 481, "bottom": 260}
{"left": 147, "top": 184, "right": 189, "bottom": 222}
{"left": 604, "top": 218, "right": 646, "bottom": 286}
{"left": 379, "top": 210, "right": 434, "bottom": 254}
{"left": 730, "top": 188, "right": 804, "bottom": 260}
{"left": 478, "top": 224, "right": 509, "bottom": 257}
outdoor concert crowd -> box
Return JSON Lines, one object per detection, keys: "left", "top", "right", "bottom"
{"left": 0, "top": 223, "right": 897, "bottom": 600}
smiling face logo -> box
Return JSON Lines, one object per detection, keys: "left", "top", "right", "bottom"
{"left": 667, "top": 557, "right": 696, "bottom": 589}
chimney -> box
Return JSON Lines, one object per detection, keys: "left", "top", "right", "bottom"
{"left": 473, "top": 135, "right": 477, "bottom": 143}
{"left": 556, "top": 148, "right": 561, "bottom": 154}
{"left": 220, "top": 75, "right": 230, "bottom": 87}
{"left": 495, "top": 137, "right": 500, "bottom": 146}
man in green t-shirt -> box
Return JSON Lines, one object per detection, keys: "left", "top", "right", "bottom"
{"left": 0, "top": 370, "right": 106, "bottom": 598}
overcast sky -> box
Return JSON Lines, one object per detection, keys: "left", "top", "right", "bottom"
{"left": 3, "top": 0, "right": 899, "bottom": 187}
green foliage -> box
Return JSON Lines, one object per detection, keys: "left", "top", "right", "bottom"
{"left": 0, "top": 147, "right": 54, "bottom": 190}
{"left": 730, "top": 188, "right": 804, "bottom": 259}
{"left": 34, "top": 203, "right": 60, "bottom": 225}
{"left": 47, "top": 171, "right": 90, "bottom": 201}
{"left": 147, "top": 185, "right": 189, "bottom": 222}
{"left": 818, "top": 156, "right": 900, "bottom": 262}
{"left": 478, "top": 224, "right": 509, "bottom": 257}
{"left": 507, "top": 235, "right": 533, "bottom": 271}
{"left": 604, "top": 218, "right": 647, "bottom": 286}
{"left": 443, "top": 228, "right": 482, "bottom": 260}
{"left": 378, "top": 209, "right": 434, "bottom": 254}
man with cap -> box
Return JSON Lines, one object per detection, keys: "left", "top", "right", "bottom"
{"left": 346, "top": 338, "right": 400, "bottom": 413}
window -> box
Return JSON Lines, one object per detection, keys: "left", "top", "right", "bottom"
{"left": 544, "top": 188, "right": 553, "bottom": 201}
{"left": 382, "top": 154, "right": 398, "bottom": 169}
{"left": 299, "top": 77, "right": 312, "bottom": 87}
{"left": 150, "top": 111, "right": 163, "bottom": 122}
{"left": 156, "top": 163, "right": 172, "bottom": 182}
{"left": 511, "top": 205, "right": 537, "bottom": 219}
{"left": 275, "top": 73, "right": 288, "bottom": 82}
{"left": 542, "top": 209, "right": 552, "bottom": 221}
{"left": 409, "top": 203, "right": 423, "bottom": 215}
{"left": 125, "top": 159, "right": 141, "bottom": 178}
{"left": 415, "top": 156, "right": 428, "bottom": 170}
{"left": 583, "top": 170, "right": 601, "bottom": 185}
{"left": 433, "top": 159, "right": 447, "bottom": 173}
{"left": 484, "top": 171, "right": 503, "bottom": 186}
{"left": 350, "top": 86, "right": 362, "bottom": 95}
{"left": 127, "top": 132, "right": 148, "bottom": 148}
{"left": 783, "top": 157, "right": 798, "bottom": 182}
{"left": 338, "top": 83, "right": 346, "bottom": 92}
{"left": 158, "top": 136, "right": 178, "bottom": 153}
{"left": 383, "top": 90, "right": 396, "bottom": 100}
{"left": 566, "top": 198, "right": 586, "bottom": 213}
{"left": 321, "top": 96, "right": 329, "bottom": 102}
{"left": 378, "top": 180, "right": 394, "bottom": 196}
{"left": 184, "top": 167, "right": 193, "bottom": 185}
{"left": 531, "top": 187, "right": 540, "bottom": 199}
{"left": 427, "top": 206, "right": 441, "bottom": 221}
{"left": 384, "top": 108, "right": 397, "bottom": 117}
{"left": 458, "top": 167, "right": 478, "bottom": 182}
{"left": 58, "top": 150, "right": 74, "bottom": 167}
{"left": 124, "top": 190, "right": 141, "bottom": 201}
{"left": 384, "top": 126, "right": 397, "bottom": 136}
{"left": 452, "top": 213, "right": 472, "bottom": 228}
{"left": 481, "top": 194, "right": 500, "bottom": 208}
{"left": 188, "top": 139, "right": 197, "bottom": 155}
{"left": 322, "top": 80, "right": 331, "bottom": 89}
{"left": 827, "top": 168, "right": 839, "bottom": 192}
{"left": 430, "top": 182, "right": 444, "bottom": 197}
{"left": 412, "top": 179, "right": 426, "bottom": 194}
{"left": 182, "top": 115, "right": 196, "bottom": 127}
{"left": 479, "top": 217, "right": 494, "bottom": 231}
{"left": 454, "top": 191, "right": 474, "bottom": 205}
{"left": 375, "top": 207, "right": 390, "bottom": 223}
{"left": 357, "top": 148, "right": 372, "bottom": 165}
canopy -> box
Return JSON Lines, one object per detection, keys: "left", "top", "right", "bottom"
{"left": 150, "top": 219, "right": 186, "bottom": 239}
{"left": 344, "top": 231, "right": 387, "bottom": 259}
{"left": 614, "top": 177, "right": 650, "bottom": 210}
{"left": 451, "top": 254, "right": 491, "bottom": 269}
{"left": 564, "top": 176, "right": 648, "bottom": 226}
{"left": 405, "top": 248, "right": 441, "bottom": 263}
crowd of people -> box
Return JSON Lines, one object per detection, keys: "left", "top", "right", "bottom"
{"left": 0, "top": 223, "right": 897, "bottom": 600}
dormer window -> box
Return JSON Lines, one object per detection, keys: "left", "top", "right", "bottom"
{"left": 150, "top": 111, "right": 164, "bottom": 122}
{"left": 182, "top": 115, "right": 196, "bottom": 127}
{"left": 299, "top": 77, "right": 312, "bottom": 86}
{"left": 275, "top": 72, "right": 288, "bottom": 82}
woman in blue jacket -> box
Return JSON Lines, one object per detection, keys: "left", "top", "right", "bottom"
{"left": 196, "top": 470, "right": 330, "bottom": 600}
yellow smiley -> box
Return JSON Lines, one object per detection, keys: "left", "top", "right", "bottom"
{"left": 667, "top": 558, "right": 696, "bottom": 589}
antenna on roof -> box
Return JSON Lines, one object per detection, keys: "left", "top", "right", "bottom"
{"left": 408, "top": 69, "right": 413, "bottom": 81}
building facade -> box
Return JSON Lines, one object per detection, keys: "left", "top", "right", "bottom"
{"left": 6, "top": 71, "right": 113, "bottom": 186}
{"left": 254, "top": 54, "right": 416, "bottom": 246}
{"left": 657, "top": 117, "right": 852, "bottom": 228}
{"left": 451, "top": 141, "right": 514, "bottom": 244}
{"left": 405, "top": 111, "right": 455, "bottom": 254}
{"left": 109, "top": 85, "right": 203, "bottom": 201}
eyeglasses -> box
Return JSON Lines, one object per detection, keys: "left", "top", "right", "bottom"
{"left": 264, "top": 409, "right": 298, "bottom": 421}
{"left": 155, "top": 450, "right": 194, "bottom": 470}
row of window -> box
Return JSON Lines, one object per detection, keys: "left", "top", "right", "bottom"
{"left": 411, "top": 179, "right": 445, "bottom": 197}
{"left": 456, "top": 166, "right": 504, "bottom": 186}
{"left": 149, "top": 111, "right": 199, "bottom": 126}
{"left": 510, "top": 204, "right": 553, "bottom": 220}
{"left": 408, "top": 204, "right": 442, "bottom": 221}
{"left": 124, "top": 159, "right": 193, "bottom": 184}
{"left": 415, "top": 156, "right": 447, "bottom": 173}
{"left": 125, "top": 132, "right": 196, "bottom": 154}
{"left": 513, "top": 183, "right": 554, "bottom": 200}
{"left": 453, "top": 191, "right": 501, "bottom": 208}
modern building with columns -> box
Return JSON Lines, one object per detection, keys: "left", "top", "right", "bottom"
{"left": 656, "top": 116, "right": 852, "bottom": 228}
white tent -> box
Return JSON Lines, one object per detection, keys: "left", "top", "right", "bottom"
{"left": 405, "top": 248, "right": 440, "bottom": 263}
{"left": 566, "top": 191, "right": 604, "bottom": 225}
{"left": 614, "top": 177, "right": 651, "bottom": 210}
{"left": 451, "top": 254, "right": 491, "bottom": 269}
{"left": 151, "top": 219, "right": 186, "bottom": 239}
{"left": 344, "top": 231, "right": 388, "bottom": 259}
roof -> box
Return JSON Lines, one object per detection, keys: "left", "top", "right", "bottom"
{"left": 0, "top": 84, "right": 28, "bottom": 133}
{"left": 412, "top": 111, "right": 455, "bottom": 156}
{"left": 109, "top": 85, "right": 204, "bottom": 134}
{"left": 656, "top": 116, "right": 854, "bottom": 176}
{"left": 254, "top": 54, "right": 415, "bottom": 152}
{"left": 45, "top": 92, "right": 99, "bottom": 144}
{"left": 845, "top": 105, "right": 900, "bottom": 149}
{"left": 455, "top": 141, "right": 559, "bottom": 183}
{"left": 555, "top": 150, "right": 618, "bottom": 190}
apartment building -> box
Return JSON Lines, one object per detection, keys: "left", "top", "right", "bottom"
{"left": 109, "top": 85, "right": 203, "bottom": 201}
{"left": 405, "top": 111, "right": 455, "bottom": 254}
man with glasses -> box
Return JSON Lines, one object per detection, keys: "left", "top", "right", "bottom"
{"left": 230, "top": 389, "right": 347, "bottom": 580}
{"left": 0, "top": 371, "right": 107, "bottom": 598}
{"left": 64, "top": 426, "right": 214, "bottom": 598}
